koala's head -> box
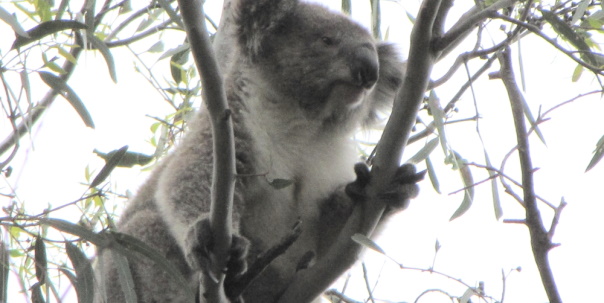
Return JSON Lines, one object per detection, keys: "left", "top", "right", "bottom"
{"left": 237, "top": 0, "right": 403, "bottom": 128}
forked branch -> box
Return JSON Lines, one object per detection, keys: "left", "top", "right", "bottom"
{"left": 498, "top": 46, "right": 562, "bottom": 303}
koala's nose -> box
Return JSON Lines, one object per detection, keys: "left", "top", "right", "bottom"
{"left": 351, "top": 46, "right": 379, "bottom": 89}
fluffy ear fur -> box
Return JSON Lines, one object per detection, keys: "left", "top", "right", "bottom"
{"left": 364, "top": 43, "right": 406, "bottom": 127}
{"left": 236, "top": 0, "right": 297, "bottom": 61}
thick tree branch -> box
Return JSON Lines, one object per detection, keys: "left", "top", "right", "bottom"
{"left": 177, "top": 0, "right": 235, "bottom": 302}
{"left": 277, "top": 1, "right": 443, "bottom": 302}
{"left": 498, "top": 46, "right": 562, "bottom": 303}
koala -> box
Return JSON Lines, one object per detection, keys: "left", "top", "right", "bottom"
{"left": 94, "top": 0, "right": 421, "bottom": 302}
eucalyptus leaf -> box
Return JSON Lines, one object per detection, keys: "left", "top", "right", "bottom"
{"left": 38, "top": 71, "right": 95, "bottom": 128}
{"left": 34, "top": 237, "right": 47, "bottom": 285}
{"left": 90, "top": 146, "right": 129, "bottom": 188}
{"left": 12, "top": 20, "right": 86, "bottom": 49}
{"left": 65, "top": 242, "right": 95, "bottom": 303}
{"left": 352, "top": 233, "right": 385, "bottom": 255}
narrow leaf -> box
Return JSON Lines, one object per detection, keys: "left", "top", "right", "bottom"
{"left": 519, "top": 93, "right": 546, "bottom": 145}
{"left": 34, "top": 237, "right": 47, "bottom": 285}
{"left": 111, "top": 250, "right": 138, "bottom": 303}
{"left": 586, "top": 134, "right": 604, "bottom": 172}
{"left": 542, "top": 10, "right": 597, "bottom": 65}
{"left": 168, "top": 46, "right": 190, "bottom": 84}
{"left": 30, "top": 282, "right": 45, "bottom": 303}
{"left": 12, "top": 20, "right": 86, "bottom": 49}
{"left": 407, "top": 137, "right": 439, "bottom": 164}
{"left": 90, "top": 146, "right": 129, "bottom": 188}
{"left": 0, "top": 6, "right": 28, "bottom": 37}
{"left": 147, "top": 41, "right": 164, "bottom": 53}
{"left": 484, "top": 152, "right": 502, "bottom": 220}
{"left": 572, "top": 64, "right": 584, "bottom": 82}
{"left": 40, "top": 218, "right": 108, "bottom": 247}
{"left": 159, "top": 44, "right": 190, "bottom": 61}
{"left": 571, "top": 0, "right": 590, "bottom": 25}
{"left": 65, "top": 242, "right": 95, "bottom": 303}
{"left": 38, "top": 71, "right": 95, "bottom": 128}
{"left": 94, "top": 148, "right": 153, "bottom": 168}
{"left": 450, "top": 152, "right": 474, "bottom": 221}
{"left": 425, "top": 157, "right": 441, "bottom": 194}
{"left": 20, "top": 70, "right": 31, "bottom": 105}
{"left": 352, "top": 233, "right": 385, "bottom": 255}
{"left": 87, "top": 35, "right": 117, "bottom": 83}
{"left": 427, "top": 91, "right": 448, "bottom": 156}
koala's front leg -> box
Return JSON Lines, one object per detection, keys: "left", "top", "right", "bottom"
{"left": 185, "top": 218, "right": 249, "bottom": 302}
{"left": 346, "top": 162, "right": 425, "bottom": 213}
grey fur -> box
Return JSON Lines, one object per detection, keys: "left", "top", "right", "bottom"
{"left": 94, "top": 1, "right": 412, "bottom": 302}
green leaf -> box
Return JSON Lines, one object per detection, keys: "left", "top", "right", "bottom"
{"left": 30, "top": 282, "right": 44, "bottom": 303}
{"left": 38, "top": 71, "right": 95, "bottom": 128}
{"left": 517, "top": 93, "right": 545, "bottom": 145}
{"left": 407, "top": 137, "right": 439, "bottom": 164}
{"left": 541, "top": 10, "right": 597, "bottom": 66}
{"left": 425, "top": 157, "right": 441, "bottom": 194}
{"left": 161, "top": 44, "right": 191, "bottom": 61}
{"left": 572, "top": 64, "right": 584, "bottom": 82}
{"left": 147, "top": 41, "right": 164, "bottom": 53}
{"left": 0, "top": 6, "right": 29, "bottom": 37}
{"left": 20, "top": 70, "right": 32, "bottom": 105}
{"left": 34, "top": 237, "right": 47, "bottom": 285}
{"left": 12, "top": 20, "right": 87, "bottom": 49}
{"left": 168, "top": 45, "right": 190, "bottom": 84}
{"left": 94, "top": 148, "right": 153, "bottom": 168}
{"left": 586, "top": 133, "right": 604, "bottom": 172}
{"left": 40, "top": 218, "right": 108, "bottom": 247}
{"left": 65, "top": 242, "right": 95, "bottom": 303}
{"left": 484, "top": 152, "right": 502, "bottom": 220}
{"left": 111, "top": 250, "right": 138, "bottom": 303}
{"left": 87, "top": 34, "right": 117, "bottom": 83}
{"left": 90, "top": 145, "right": 129, "bottom": 188}
{"left": 571, "top": 0, "right": 590, "bottom": 25}
{"left": 352, "top": 233, "right": 385, "bottom": 255}
{"left": 450, "top": 151, "right": 474, "bottom": 221}
{"left": 427, "top": 91, "right": 449, "bottom": 156}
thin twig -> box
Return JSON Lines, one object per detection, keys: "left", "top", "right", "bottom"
{"left": 498, "top": 46, "right": 562, "bottom": 303}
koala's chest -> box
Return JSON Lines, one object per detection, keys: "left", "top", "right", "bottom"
{"left": 239, "top": 135, "right": 357, "bottom": 253}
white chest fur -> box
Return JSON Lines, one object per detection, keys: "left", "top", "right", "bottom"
{"left": 239, "top": 93, "right": 359, "bottom": 272}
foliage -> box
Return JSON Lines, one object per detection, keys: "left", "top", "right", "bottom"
{"left": 0, "top": 0, "right": 602, "bottom": 302}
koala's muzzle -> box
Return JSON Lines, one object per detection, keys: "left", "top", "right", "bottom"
{"left": 350, "top": 45, "right": 379, "bottom": 89}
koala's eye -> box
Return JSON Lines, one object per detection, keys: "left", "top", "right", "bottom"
{"left": 321, "top": 36, "right": 335, "bottom": 46}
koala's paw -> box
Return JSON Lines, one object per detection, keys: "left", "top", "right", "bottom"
{"left": 185, "top": 219, "right": 249, "bottom": 287}
{"left": 345, "top": 162, "right": 425, "bottom": 210}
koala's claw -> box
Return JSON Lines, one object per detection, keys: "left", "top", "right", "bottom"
{"left": 345, "top": 162, "right": 425, "bottom": 210}
{"left": 185, "top": 219, "right": 249, "bottom": 287}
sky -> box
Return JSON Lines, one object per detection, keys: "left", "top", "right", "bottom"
{"left": 1, "top": 0, "right": 604, "bottom": 302}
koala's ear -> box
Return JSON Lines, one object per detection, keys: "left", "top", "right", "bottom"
{"left": 364, "top": 43, "right": 406, "bottom": 126}
{"left": 236, "top": 0, "right": 298, "bottom": 60}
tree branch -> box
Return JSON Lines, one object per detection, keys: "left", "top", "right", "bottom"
{"left": 177, "top": 0, "right": 235, "bottom": 302}
{"left": 498, "top": 46, "right": 562, "bottom": 303}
